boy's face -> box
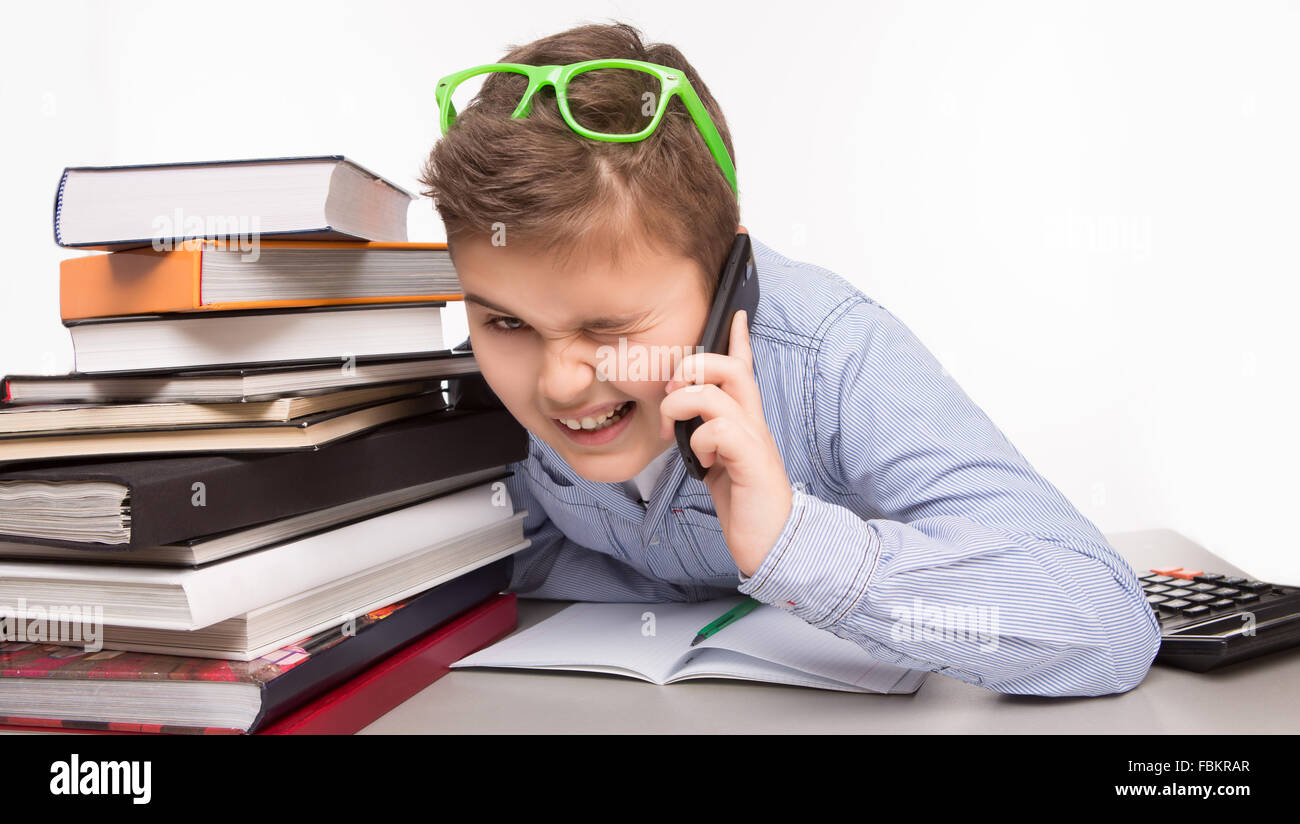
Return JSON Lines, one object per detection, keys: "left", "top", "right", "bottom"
{"left": 454, "top": 233, "right": 714, "bottom": 484}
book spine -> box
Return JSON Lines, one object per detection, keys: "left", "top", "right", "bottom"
{"left": 196, "top": 242, "right": 205, "bottom": 307}
{"left": 52, "top": 167, "right": 70, "bottom": 247}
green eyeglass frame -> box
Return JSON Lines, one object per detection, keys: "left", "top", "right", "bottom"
{"left": 435, "top": 58, "right": 738, "bottom": 197}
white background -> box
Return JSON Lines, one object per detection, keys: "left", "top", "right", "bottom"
{"left": 2, "top": 1, "right": 1296, "bottom": 581}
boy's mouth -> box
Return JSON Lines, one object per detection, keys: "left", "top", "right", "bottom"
{"left": 551, "top": 400, "right": 636, "bottom": 445}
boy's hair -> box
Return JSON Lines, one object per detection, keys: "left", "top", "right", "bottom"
{"left": 419, "top": 21, "right": 740, "bottom": 293}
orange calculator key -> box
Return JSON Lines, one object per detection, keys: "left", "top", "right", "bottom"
{"left": 1151, "top": 566, "right": 1184, "bottom": 575}
{"left": 1170, "top": 569, "right": 1204, "bottom": 580}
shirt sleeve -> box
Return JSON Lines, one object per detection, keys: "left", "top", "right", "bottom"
{"left": 502, "top": 462, "right": 734, "bottom": 603}
{"left": 736, "top": 299, "right": 1162, "bottom": 696}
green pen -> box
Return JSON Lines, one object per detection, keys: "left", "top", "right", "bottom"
{"left": 690, "top": 597, "right": 762, "bottom": 647}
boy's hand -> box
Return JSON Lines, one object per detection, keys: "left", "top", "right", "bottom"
{"left": 658, "top": 310, "right": 793, "bottom": 577}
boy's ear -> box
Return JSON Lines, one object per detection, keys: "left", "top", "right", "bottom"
{"left": 737, "top": 223, "right": 749, "bottom": 235}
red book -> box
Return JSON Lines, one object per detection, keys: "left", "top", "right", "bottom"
{"left": 0, "top": 591, "right": 517, "bottom": 735}
{"left": 261, "top": 592, "right": 516, "bottom": 734}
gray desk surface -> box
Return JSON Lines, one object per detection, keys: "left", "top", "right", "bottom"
{"left": 358, "top": 529, "right": 1300, "bottom": 734}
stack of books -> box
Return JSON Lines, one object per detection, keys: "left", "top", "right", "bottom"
{"left": 0, "top": 156, "right": 528, "bottom": 734}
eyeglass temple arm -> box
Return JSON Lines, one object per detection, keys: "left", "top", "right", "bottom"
{"left": 674, "top": 84, "right": 738, "bottom": 197}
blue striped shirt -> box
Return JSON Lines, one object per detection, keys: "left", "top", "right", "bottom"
{"left": 500, "top": 237, "right": 1161, "bottom": 697}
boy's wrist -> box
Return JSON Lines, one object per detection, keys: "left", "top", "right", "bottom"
{"left": 736, "top": 488, "right": 882, "bottom": 628}
{"left": 736, "top": 486, "right": 805, "bottom": 586}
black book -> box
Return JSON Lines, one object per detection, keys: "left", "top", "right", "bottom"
{"left": 0, "top": 406, "right": 525, "bottom": 550}
{"left": 1, "top": 352, "right": 481, "bottom": 405}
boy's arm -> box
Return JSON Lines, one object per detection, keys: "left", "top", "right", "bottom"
{"left": 736, "top": 300, "right": 1161, "bottom": 696}
{"left": 502, "top": 463, "right": 733, "bottom": 602}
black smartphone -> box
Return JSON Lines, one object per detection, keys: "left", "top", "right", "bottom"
{"left": 674, "top": 233, "right": 760, "bottom": 480}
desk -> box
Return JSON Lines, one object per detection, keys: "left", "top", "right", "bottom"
{"left": 358, "top": 529, "right": 1300, "bottom": 734}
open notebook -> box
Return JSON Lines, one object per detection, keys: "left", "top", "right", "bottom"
{"left": 452, "top": 596, "right": 928, "bottom": 694}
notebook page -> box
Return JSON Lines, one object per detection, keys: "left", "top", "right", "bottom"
{"left": 672, "top": 647, "right": 883, "bottom": 692}
{"left": 694, "top": 602, "right": 927, "bottom": 693}
{"left": 452, "top": 597, "right": 752, "bottom": 683}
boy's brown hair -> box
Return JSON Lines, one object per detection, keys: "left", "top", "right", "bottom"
{"left": 419, "top": 22, "right": 740, "bottom": 293}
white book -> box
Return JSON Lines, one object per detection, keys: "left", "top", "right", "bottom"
{"left": 0, "top": 479, "right": 515, "bottom": 630}
{"left": 452, "top": 597, "right": 928, "bottom": 694}
{"left": 65, "top": 303, "right": 445, "bottom": 374}
{"left": 71, "top": 515, "right": 529, "bottom": 660}
{"left": 54, "top": 156, "right": 413, "bottom": 249}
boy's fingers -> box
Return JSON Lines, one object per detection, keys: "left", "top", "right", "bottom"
{"left": 689, "top": 416, "right": 760, "bottom": 484}
{"left": 731, "top": 310, "right": 753, "bottom": 370}
{"left": 665, "top": 348, "right": 762, "bottom": 418}
{"left": 659, "top": 383, "right": 748, "bottom": 440}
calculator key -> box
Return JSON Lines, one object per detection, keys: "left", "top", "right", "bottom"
{"left": 1240, "top": 581, "right": 1272, "bottom": 592}
{"left": 1207, "top": 599, "right": 1236, "bottom": 610}
{"left": 1193, "top": 573, "right": 1225, "bottom": 583}
{"left": 1144, "top": 575, "right": 1176, "bottom": 584}
{"left": 1164, "top": 588, "right": 1193, "bottom": 598}
{"left": 1160, "top": 599, "right": 1192, "bottom": 610}
{"left": 1230, "top": 592, "right": 1259, "bottom": 604}
{"left": 1147, "top": 594, "right": 1169, "bottom": 604}
{"left": 1186, "top": 593, "right": 1216, "bottom": 603}
{"left": 1221, "top": 577, "right": 1247, "bottom": 586}
{"left": 1170, "top": 569, "right": 1204, "bottom": 580}
{"left": 1179, "top": 605, "right": 1211, "bottom": 617}
{"left": 1188, "top": 583, "right": 1218, "bottom": 592}
{"left": 1144, "top": 584, "right": 1172, "bottom": 594}
{"left": 1210, "top": 587, "right": 1240, "bottom": 597}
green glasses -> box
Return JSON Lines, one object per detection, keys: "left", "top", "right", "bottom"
{"left": 435, "top": 58, "right": 738, "bottom": 197}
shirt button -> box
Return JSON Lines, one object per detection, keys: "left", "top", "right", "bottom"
{"left": 649, "top": 536, "right": 660, "bottom": 546}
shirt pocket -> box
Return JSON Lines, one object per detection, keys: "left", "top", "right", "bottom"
{"left": 672, "top": 505, "right": 736, "bottom": 578}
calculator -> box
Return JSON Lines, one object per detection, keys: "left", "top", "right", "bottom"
{"left": 1140, "top": 567, "right": 1300, "bottom": 672}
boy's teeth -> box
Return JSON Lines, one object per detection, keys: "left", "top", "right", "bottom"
{"left": 560, "top": 401, "right": 629, "bottom": 430}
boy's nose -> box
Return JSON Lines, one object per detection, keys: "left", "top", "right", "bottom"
{"left": 538, "top": 344, "right": 599, "bottom": 406}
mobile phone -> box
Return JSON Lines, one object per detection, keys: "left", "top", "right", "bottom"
{"left": 674, "top": 232, "right": 761, "bottom": 480}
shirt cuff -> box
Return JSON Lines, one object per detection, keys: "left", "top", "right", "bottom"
{"left": 736, "top": 488, "right": 883, "bottom": 628}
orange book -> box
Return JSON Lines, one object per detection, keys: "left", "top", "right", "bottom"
{"left": 60, "top": 240, "right": 460, "bottom": 321}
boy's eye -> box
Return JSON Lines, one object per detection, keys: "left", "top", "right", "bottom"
{"left": 483, "top": 314, "right": 527, "bottom": 334}
{"left": 480, "top": 314, "right": 632, "bottom": 338}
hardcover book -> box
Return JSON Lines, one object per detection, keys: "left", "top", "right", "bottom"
{"left": 54, "top": 155, "right": 414, "bottom": 250}
{"left": 0, "top": 564, "right": 517, "bottom": 734}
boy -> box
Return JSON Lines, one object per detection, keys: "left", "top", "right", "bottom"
{"left": 419, "top": 22, "right": 1160, "bottom": 696}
